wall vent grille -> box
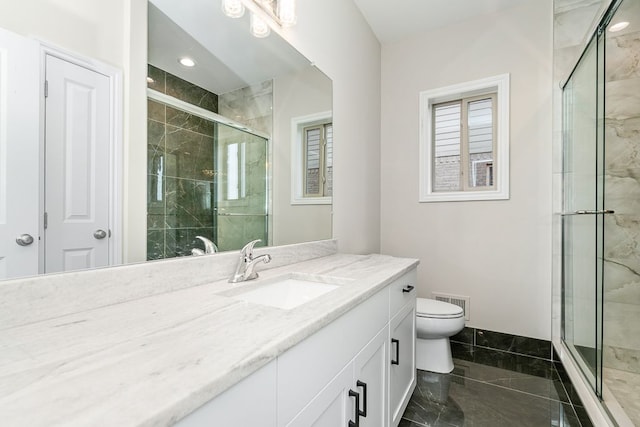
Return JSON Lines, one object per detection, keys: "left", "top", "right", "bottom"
{"left": 431, "top": 293, "right": 470, "bottom": 321}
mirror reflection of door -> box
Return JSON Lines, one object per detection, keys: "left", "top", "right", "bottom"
{"left": 0, "top": 26, "right": 118, "bottom": 280}
{"left": 44, "top": 55, "right": 111, "bottom": 274}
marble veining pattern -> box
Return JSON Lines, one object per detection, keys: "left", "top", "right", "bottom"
{"left": 602, "top": 23, "right": 640, "bottom": 379}
{"left": 0, "top": 245, "right": 418, "bottom": 426}
{"left": 604, "top": 368, "right": 640, "bottom": 423}
{"left": 147, "top": 66, "right": 221, "bottom": 260}
{"left": 400, "top": 345, "right": 590, "bottom": 427}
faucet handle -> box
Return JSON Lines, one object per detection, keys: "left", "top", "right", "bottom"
{"left": 241, "top": 239, "right": 262, "bottom": 257}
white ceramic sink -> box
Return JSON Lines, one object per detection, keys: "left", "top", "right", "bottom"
{"left": 232, "top": 274, "right": 349, "bottom": 309}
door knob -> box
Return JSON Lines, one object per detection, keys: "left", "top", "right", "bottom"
{"left": 93, "top": 229, "right": 107, "bottom": 239}
{"left": 16, "top": 234, "right": 34, "bottom": 246}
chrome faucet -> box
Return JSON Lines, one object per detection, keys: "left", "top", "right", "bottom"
{"left": 229, "top": 239, "right": 272, "bottom": 283}
{"left": 191, "top": 236, "right": 218, "bottom": 256}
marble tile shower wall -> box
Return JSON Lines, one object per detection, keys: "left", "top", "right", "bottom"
{"left": 147, "top": 65, "right": 219, "bottom": 260}
{"left": 603, "top": 21, "right": 640, "bottom": 374}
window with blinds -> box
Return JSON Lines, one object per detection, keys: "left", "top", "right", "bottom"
{"left": 432, "top": 94, "right": 496, "bottom": 192}
{"left": 303, "top": 122, "right": 332, "bottom": 198}
{"left": 419, "top": 74, "right": 509, "bottom": 202}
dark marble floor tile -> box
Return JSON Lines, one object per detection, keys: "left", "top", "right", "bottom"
{"left": 452, "top": 343, "right": 556, "bottom": 379}
{"left": 553, "top": 360, "right": 585, "bottom": 407}
{"left": 451, "top": 359, "right": 570, "bottom": 403}
{"left": 399, "top": 418, "right": 440, "bottom": 427}
{"left": 403, "top": 368, "right": 581, "bottom": 427}
{"left": 475, "top": 329, "right": 551, "bottom": 359}
{"left": 451, "top": 327, "right": 474, "bottom": 345}
{"left": 574, "top": 404, "right": 594, "bottom": 427}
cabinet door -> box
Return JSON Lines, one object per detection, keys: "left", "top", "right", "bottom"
{"left": 354, "top": 326, "right": 388, "bottom": 427}
{"left": 175, "top": 361, "right": 276, "bottom": 427}
{"left": 389, "top": 302, "right": 416, "bottom": 427}
{"left": 286, "top": 362, "right": 355, "bottom": 427}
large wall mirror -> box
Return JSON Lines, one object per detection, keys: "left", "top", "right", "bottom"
{"left": 147, "top": 0, "right": 333, "bottom": 259}
{"left": 0, "top": 0, "right": 332, "bottom": 282}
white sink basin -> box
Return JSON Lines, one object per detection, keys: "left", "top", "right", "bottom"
{"left": 232, "top": 274, "right": 349, "bottom": 309}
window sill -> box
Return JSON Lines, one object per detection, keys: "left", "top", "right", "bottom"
{"left": 291, "top": 196, "right": 332, "bottom": 206}
{"left": 419, "top": 189, "right": 509, "bottom": 203}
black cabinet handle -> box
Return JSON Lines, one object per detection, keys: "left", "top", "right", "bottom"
{"left": 391, "top": 338, "right": 399, "bottom": 365}
{"left": 348, "top": 389, "right": 360, "bottom": 427}
{"left": 402, "top": 285, "right": 415, "bottom": 293}
{"left": 357, "top": 380, "right": 367, "bottom": 417}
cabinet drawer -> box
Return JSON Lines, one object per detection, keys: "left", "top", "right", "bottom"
{"left": 389, "top": 269, "right": 417, "bottom": 318}
{"left": 277, "top": 288, "right": 388, "bottom": 426}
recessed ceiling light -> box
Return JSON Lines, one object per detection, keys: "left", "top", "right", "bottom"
{"left": 609, "top": 21, "right": 630, "bottom": 32}
{"left": 179, "top": 57, "right": 196, "bottom": 67}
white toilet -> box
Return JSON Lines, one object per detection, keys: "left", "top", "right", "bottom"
{"left": 415, "top": 298, "right": 465, "bottom": 374}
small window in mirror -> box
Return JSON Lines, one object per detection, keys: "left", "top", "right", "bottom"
{"left": 303, "top": 123, "right": 332, "bottom": 198}
{"left": 291, "top": 111, "right": 333, "bottom": 205}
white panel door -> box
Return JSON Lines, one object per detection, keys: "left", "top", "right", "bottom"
{"left": 45, "top": 55, "right": 111, "bottom": 273}
{"left": 0, "top": 27, "right": 40, "bottom": 280}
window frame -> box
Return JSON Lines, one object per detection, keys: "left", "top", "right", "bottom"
{"left": 419, "top": 74, "right": 510, "bottom": 202}
{"left": 291, "top": 111, "right": 333, "bottom": 205}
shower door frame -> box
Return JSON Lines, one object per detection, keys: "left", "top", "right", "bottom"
{"left": 560, "top": 0, "right": 626, "bottom": 402}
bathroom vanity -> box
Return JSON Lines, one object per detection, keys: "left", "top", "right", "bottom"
{"left": 0, "top": 241, "right": 418, "bottom": 426}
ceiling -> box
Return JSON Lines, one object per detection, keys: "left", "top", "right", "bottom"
{"left": 352, "top": 0, "right": 532, "bottom": 43}
{"left": 149, "top": 0, "right": 309, "bottom": 94}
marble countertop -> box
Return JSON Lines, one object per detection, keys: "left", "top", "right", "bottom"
{"left": 0, "top": 252, "right": 418, "bottom": 426}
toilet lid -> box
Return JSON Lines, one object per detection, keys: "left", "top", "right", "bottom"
{"left": 416, "top": 298, "right": 464, "bottom": 319}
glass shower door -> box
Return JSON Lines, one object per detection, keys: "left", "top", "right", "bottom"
{"left": 214, "top": 122, "right": 269, "bottom": 252}
{"left": 561, "top": 31, "right": 605, "bottom": 396}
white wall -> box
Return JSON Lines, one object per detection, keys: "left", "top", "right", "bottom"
{"left": 0, "top": 0, "right": 125, "bottom": 67}
{"left": 380, "top": 0, "right": 553, "bottom": 339}
{"left": 273, "top": 66, "right": 333, "bottom": 246}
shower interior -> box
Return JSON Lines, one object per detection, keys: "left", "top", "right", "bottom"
{"left": 561, "top": 0, "right": 640, "bottom": 424}
{"left": 146, "top": 67, "right": 270, "bottom": 260}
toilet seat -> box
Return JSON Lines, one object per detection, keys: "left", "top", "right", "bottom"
{"left": 416, "top": 298, "right": 464, "bottom": 319}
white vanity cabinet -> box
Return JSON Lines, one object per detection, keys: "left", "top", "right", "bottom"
{"left": 286, "top": 327, "right": 388, "bottom": 427}
{"left": 388, "top": 269, "right": 417, "bottom": 427}
{"left": 175, "top": 360, "right": 277, "bottom": 427}
{"left": 176, "top": 268, "right": 417, "bottom": 427}
{"left": 389, "top": 303, "right": 416, "bottom": 426}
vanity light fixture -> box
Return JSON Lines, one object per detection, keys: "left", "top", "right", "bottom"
{"left": 222, "top": 0, "right": 245, "bottom": 18}
{"left": 277, "top": 0, "right": 296, "bottom": 27}
{"left": 609, "top": 21, "right": 629, "bottom": 32}
{"left": 221, "top": 0, "right": 297, "bottom": 38}
{"left": 179, "top": 57, "right": 196, "bottom": 67}
{"left": 250, "top": 12, "right": 271, "bottom": 38}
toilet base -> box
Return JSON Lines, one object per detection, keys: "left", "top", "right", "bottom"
{"left": 416, "top": 337, "right": 454, "bottom": 373}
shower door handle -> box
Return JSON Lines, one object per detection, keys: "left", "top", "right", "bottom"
{"left": 561, "top": 210, "right": 615, "bottom": 216}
